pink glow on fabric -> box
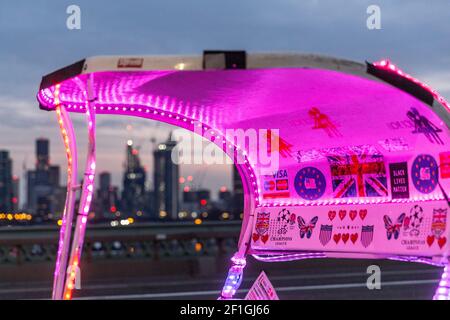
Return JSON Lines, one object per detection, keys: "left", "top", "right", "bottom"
{"left": 37, "top": 63, "right": 450, "bottom": 301}
{"left": 38, "top": 67, "right": 450, "bottom": 207}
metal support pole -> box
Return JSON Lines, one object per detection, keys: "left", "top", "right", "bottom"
{"left": 52, "top": 84, "right": 79, "bottom": 300}
{"left": 434, "top": 265, "right": 450, "bottom": 300}
{"left": 63, "top": 76, "right": 97, "bottom": 300}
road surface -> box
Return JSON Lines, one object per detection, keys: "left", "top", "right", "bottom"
{"left": 0, "top": 258, "right": 442, "bottom": 300}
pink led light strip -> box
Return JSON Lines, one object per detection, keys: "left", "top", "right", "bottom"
{"left": 373, "top": 59, "right": 450, "bottom": 113}
{"left": 434, "top": 266, "right": 450, "bottom": 300}
{"left": 252, "top": 252, "right": 326, "bottom": 262}
{"left": 63, "top": 78, "right": 97, "bottom": 300}
{"left": 53, "top": 84, "right": 79, "bottom": 300}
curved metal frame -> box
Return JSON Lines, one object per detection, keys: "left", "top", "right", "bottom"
{"left": 44, "top": 56, "right": 449, "bottom": 300}
{"left": 52, "top": 78, "right": 97, "bottom": 300}
{"left": 52, "top": 85, "right": 79, "bottom": 300}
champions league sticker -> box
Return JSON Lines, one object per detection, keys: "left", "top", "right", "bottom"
{"left": 294, "top": 167, "right": 326, "bottom": 200}
{"left": 411, "top": 155, "right": 439, "bottom": 194}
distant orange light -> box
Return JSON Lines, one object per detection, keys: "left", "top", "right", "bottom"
{"left": 220, "top": 186, "right": 227, "bottom": 193}
{"left": 194, "top": 218, "right": 202, "bottom": 225}
{"left": 187, "top": 176, "right": 193, "bottom": 182}
{"left": 195, "top": 242, "right": 203, "bottom": 252}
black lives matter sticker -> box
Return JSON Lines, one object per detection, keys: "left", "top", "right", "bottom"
{"left": 389, "top": 162, "right": 410, "bottom": 199}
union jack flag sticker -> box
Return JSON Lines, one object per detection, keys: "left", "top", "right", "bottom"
{"left": 327, "top": 145, "right": 388, "bottom": 198}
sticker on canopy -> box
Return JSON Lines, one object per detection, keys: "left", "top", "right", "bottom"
{"left": 361, "top": 226, "right": 374, "bottom": 248}
{"left": 275, "top": 208, "right": 296, "bottom": 235}
{"left": 389, "top": 162, "right": 410, "bottom": 199}
{"left": 384, "top": 205, "right": 427, "bottom": 251}
{"left": 427, "top": 208, "right": 447, "bottom": 249}
{"left": 327, "top": 145, "right": 388, "bottom": 198}
{"left": 407, "top": 107, "right": 443, "bottom": 145}
{"left": 383, "top": 213, "right": 405, "bottom": 240}
{"left": 439, "top": 152, "right": 450, "bottom": 179}
{"left": 252, "top": 211, "right": 270, "bottom": 244}
{"left": 378, "top": 137, "right": 410, "bottom": 152}
{"left": 319, "top": 225, "right": 333, "bottom": 246}
{"left": 261, "top": 169, "right": 290, "bottom": 199}
{"left": 411, "top": 155, "right": 438, "bottom": 194}
{"left": 308, "top": 107, "right": 342, "bottom": 138}
{"left": 294, "top": 167, "right": 326, "bottom": 200}
{"left": 326, "top": 209, "right": 370, "bottom": 247}
{"left": 265, "top": 130, "right": 293, "bottom": 159}
{"left": 297, "top": 215, "right": 318, "bottom": 239}
{"left": 295, "top": 148, "right": 326, "bottom": 163}
{"left": 268, "top": 209, "right": 296, "bottom": 246}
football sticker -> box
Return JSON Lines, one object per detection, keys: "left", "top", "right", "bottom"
{"left": 294, "top": 167, "right": 326, "bottom": 200}
{"left": 411, "top": 155, "right": 439, "bottom": 194}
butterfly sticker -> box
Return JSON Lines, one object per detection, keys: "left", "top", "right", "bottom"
{"left": 297, "top": 216, "right": 319, "bottom": 239}
{"left": 383, "top": 213, "right": 405, "bottom": 240}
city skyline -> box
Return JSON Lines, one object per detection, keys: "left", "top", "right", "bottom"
{"left": 1, "top": 131, "right": 234, "bottom": 208}
{"left": 0, "top": 136, "right": 237, "bottom": 222}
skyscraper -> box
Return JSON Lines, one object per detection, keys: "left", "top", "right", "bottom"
{"left": 36, "top": 138, "right": 49, "bottom": 171}
{"left": 0, "top": 151, "right": 14, "bottom": 212}
{"left": 12, "top": 176, "right": 19, "bottom": 212}
{"left": 154, "top": 134, "right": 179, "bottom": 220}
{"left": 49, "top": 165, "right": 60, "bottom": 187}
{"left": 26, "top": 138, "right": 62, "bottom": 220}
{"left": 96, "top": 171, "right": 119, "bottom": 220}
{"left": 232, "top": 167, "right": 244, "bottom": 215}
{"left": 122, "top": 141, "right": 146, "bottom": 218}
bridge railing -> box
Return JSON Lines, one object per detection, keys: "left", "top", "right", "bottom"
{"left": 0, "top": 221, "right": 241, "bottom": 265}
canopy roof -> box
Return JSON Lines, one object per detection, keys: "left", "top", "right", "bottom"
{"left": 37, "top": 53, "right": 450, "bottom": 208}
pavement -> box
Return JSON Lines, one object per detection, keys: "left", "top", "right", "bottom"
{"left": 0, "top": 258, "right": 443, "bottom": 300}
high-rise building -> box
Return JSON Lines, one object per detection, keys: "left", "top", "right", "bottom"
{"left": 0, "top": 151, "right": 14, "bottom": 212}
{"left": 12, "top": 176, "right": 19, "bottom": 212}
{"left": 26, "top": 170, "right": 36, "bottom": 211}
{"left": 122, "top": 141, "right": 146, "bottom": 218}
{"left": 96, "top": 171, "right": 119, "bottom": 220}
{"left": 49, "top": 165, "right": 60, "bottom": 187}
{"left": 232, "top": 167, "right": 244, "bottom": 215}
{"left": 26, "top": 139, "right": 62, "bottom": 220}
{"left": 154, "top": 134, "right": 179, "bottom": 220}
{"left": 180, "top": 189, "right": 211, "bottom": 219}
{"left": 36, "top": 138, "right": 49, "bottom": 171}
{"left": 219, "top": 188, "right": 232, "bottom": 203}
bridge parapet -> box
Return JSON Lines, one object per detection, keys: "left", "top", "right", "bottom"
{"left": 0, "top": 221, "right": 240, "bottom": 266}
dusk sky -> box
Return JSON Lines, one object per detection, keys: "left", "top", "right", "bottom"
{"left": 1, "top": 0, "right": 449, "bottom": 204}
